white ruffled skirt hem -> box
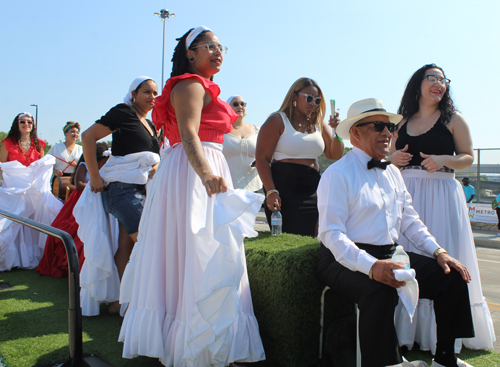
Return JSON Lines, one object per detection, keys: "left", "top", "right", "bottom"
{"left": 396, "top": 170, "right": 495, "bottom": 353}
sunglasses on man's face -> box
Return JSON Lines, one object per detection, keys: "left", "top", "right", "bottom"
{"left": 355, "top": 121, "right": 397, "bottom": 133}
{"left": 232, "top": 101, "right": 247, "bottom": 107}
{"left": 297, "top": 92, "right": 322, "bottom": 105}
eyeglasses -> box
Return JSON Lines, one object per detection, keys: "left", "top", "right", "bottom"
{"left": 232, "top": 101, "right": 247, "bottom": 107}
{"left": 298, "top": 92, "right": 322, "bottom": 105}
{"left": 191, "top": 43, "right": 228, "bottom": 55}
{"left": 354, "top": 121, "right": 397, "bottom": 133}
{"left": 19, "top": 120, "right": 33, "bottom": 125}
{"left": 422, "top": 75, "right": 451, "bottom": 86}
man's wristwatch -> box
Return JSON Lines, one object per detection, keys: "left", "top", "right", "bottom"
{"left": 368, "top": 266, "right": 374, "bottom": 280}
{"left": 433, "top": 248, "right": 448, "bottom": 259}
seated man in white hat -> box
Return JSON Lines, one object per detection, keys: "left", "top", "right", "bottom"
{"left": 316, "top": 98, "right": 475, "bottom": 367}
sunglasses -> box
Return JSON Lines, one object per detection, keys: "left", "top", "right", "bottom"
{"left": 297, "top": 92, "right": 322, "bottom": 105}
{"left": 19, "top": 120, "right": 33, "bottom": 125}
{"left": 355, "top": 121, "right": 397, "bottom": 133}
{"left": 232, "top": 101, "right": 247, "bottom": 107}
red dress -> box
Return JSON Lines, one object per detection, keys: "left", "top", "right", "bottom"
{"left": 2, "top": 137, "right": 46, "bottom": 166}
{"left": 36, "top": 189, "right": 85, "bottom": 277}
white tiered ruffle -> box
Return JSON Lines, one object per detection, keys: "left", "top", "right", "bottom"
{"left": 0, "top": 155, "right": 63, "bottom": 271}
{"left": 396, "top": 170, "right": 495, "bottom": 353}
{"left": 74, "top": 152, "right": 159, "bottom": 316}
{"left": 119, "top": 143, "right": 265, "bottom": 367}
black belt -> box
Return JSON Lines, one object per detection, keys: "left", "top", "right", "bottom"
{"left": 356, "top": 243, "right": 397, "bottom": 260}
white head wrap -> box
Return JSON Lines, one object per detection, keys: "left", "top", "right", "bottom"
{"left": 19, "top": 112, "right": 33, "bottom": 119}
{"left": 226, "top": 95, "right": 242, "bottom": 105}
{"left": 101, "top": 148, "right": 111, "bottom": 158}
{"left": 124, "top": 76, "right": 154, "bottom": 106}
{"left": 186, "top": 25, "right": 212, "bottom": 50}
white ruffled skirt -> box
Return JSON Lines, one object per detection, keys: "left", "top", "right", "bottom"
{"left": 118, "top": 142, "right": 265, "bottom": 366}
{"left": 395, "top": 170, "right": 495, "bottom": 353}
{"left": 0, "top": 155, "right": 63, "bottom": 271}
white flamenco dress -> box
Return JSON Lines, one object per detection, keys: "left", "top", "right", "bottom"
{"left": 395, "top": 170, "right": 495, "bottom": 353}
{"left": 119, "top": 142, "right": 266, "bottom": 367}
{"left": 73, "top": 152, "right": 159, "bottom": 316}
{"left": 0, "top": 155, "right": 63, "bottom": 271}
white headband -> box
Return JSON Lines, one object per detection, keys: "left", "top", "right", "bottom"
{"left": 19, "top": 112, "right": 33, "bottom": 119}
{"left": 101, "top": 148, "right": 111, "bottom": 158}
{"left": 124, "top": 76, "right": 154, "bottom": 106}
{"left": 226, "top": 95, "right": 242, "bottom": 105}
{"left": 186, "top": 25, "right": 212, "bottom": 50}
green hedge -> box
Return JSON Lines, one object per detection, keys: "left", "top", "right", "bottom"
{"left": 245, "top": 232, "right": 353, "bottom": 367}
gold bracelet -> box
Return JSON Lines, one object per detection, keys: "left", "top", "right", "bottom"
{"left": 266, "top": 189, "right": 279, "bottom": 198}
{"left": 433, "top": 248, "right": 448, "bottom": 259}
{"left": 368, "top": 266, "right": 373, "bottom": 280}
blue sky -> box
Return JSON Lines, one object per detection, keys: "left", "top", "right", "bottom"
{"left": 1, "top": 0, "right": 499, "bottom": 162}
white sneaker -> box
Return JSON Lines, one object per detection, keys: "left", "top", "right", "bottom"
{"left": 431, "top": 358, "right": 473, "bottom": 367}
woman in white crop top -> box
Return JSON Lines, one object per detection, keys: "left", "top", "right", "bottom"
{"left": 256, "top": 78, "right": 344, "bottom": 236}
{"left": 223, "top": 95, "right": 263, "bottom": 191}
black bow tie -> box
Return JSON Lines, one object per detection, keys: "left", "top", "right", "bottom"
{"left": 367, "top": 158, "right": 391, "bottom": 170}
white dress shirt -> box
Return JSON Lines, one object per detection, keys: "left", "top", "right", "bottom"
{"left": 317, "top": 147, "right": 440, "bottom": 276}
{"left": 47, "top": 142, "right": 83, "bottom": 174}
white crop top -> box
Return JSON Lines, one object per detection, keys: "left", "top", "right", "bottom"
{"left": 273, "top": 112, "right": 325, "bottom": 161}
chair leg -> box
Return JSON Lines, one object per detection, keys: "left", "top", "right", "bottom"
{"left": 356, "top": 304, "right": 361, "bottom": 367}
{"left": 319, "top": 286, "right": 330, "bottom": 360}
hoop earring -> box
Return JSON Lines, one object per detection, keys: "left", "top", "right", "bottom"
{"left": 189, "top": 57, "right": 195, "bottom": 63}
{"left": 293, "top": 101, "right": 297, "bottom": 107}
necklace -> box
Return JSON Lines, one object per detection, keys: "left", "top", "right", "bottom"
{"left": 19, "top": 138, "right": 31, "bottom": 152}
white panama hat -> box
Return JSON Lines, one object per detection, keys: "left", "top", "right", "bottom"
{"left": 336, "top": 98, "right": 403, "bottom": 140}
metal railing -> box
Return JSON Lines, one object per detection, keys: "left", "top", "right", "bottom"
{"left": 456, "top": 148, "right": 500, "bottom": 203}
{"left": 0, "top": 208, "right": 90, "bottom": 367}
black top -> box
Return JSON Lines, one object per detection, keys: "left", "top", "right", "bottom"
{"left": 96, "top": 103, "right": 160, "bottom": 156}
{"left": 395, "top": 114, "right": 455, "bottom": 166}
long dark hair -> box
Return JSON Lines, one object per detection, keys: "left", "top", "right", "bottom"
{"left": 7, "top": 113, "right": 42, "bottom": 152}
{"left": 170, "top": 28, "right": 212, "bottom": 80}
{"left": 398, "top": 63, "right": 455, "bottom": 124}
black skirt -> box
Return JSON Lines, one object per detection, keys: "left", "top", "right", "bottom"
{"left": 264, "top": 161, "right": 320, "bottom": 237}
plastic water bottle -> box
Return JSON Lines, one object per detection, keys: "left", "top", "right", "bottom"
{"left": 271, "top": 210, "right": 282, "bottom": 236}
{"left": 392, "top": 245, "right": 410, "bottom": 270}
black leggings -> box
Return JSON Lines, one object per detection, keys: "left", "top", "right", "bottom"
{"left": 496, "top": 207, "right": 500, "bottom": 230}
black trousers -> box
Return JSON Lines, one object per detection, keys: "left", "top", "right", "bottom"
{"left": 316, "top": 244, "right": 474, "bottom": 367}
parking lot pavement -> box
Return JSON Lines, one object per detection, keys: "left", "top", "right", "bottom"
{"left": 477, "top": 246, "right": 500, "bottom": 352}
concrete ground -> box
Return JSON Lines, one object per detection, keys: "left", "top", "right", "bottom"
{"left": 255, "top": 213, "right": 500, "bottom": 352}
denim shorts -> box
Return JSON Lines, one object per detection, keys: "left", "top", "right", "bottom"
{"left": 101, "top": 182, "right": 146, "bottom": 234}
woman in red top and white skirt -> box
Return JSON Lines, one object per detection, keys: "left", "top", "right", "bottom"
{"left": 118, "top": 26, "right": 265, "bottom": 367}
{"left": 0, "top": 113, "right": 62, "bottom": 271}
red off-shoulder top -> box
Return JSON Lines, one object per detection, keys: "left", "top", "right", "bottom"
{"left": 152, "top": 73, "right": 236, "bottom": 145}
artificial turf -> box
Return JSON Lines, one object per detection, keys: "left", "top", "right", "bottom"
{"left": 0, "top": 233, "right": 499, "bottom": 367}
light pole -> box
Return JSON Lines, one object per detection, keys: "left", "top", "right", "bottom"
{"left": 30, "top": 104, "right": 38, "bottom": 133}
{"left": 154, "top": 9, "right": 175, "bottom": 87}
